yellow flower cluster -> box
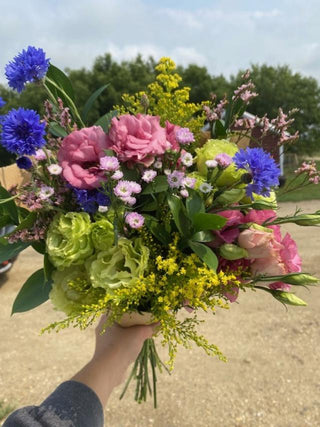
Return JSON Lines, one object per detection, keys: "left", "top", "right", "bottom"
{"left": 115, "top": 57, "right": 206, "bottom": 139}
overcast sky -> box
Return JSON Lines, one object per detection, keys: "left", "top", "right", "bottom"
{"left": 1, "top": 0, "right": 320, "bottom": 85}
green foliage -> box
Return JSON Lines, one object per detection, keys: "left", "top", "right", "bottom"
{"left": 11, "top": 269, "right": 52, "bottom": 314}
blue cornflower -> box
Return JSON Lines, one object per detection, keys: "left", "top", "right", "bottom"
{"left": 5, "top": 46, "right": 50, "bottom": 92}
{"left": 16, "top": 156, "right": 32, "bottom": 170}
{"left": 73, "top": 188, "right": 110, "bottom": 214}
{"left": 0, "top": 97, "right": 6, "bottom": 109}
{"left": 0, "top": 107, "right": 46, "bottom": 156}
{"left": 233, "top": 147, "right": 280, "bottom": 198}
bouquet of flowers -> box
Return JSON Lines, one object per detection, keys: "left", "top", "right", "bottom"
{"left": 1, "top": 47, "right": 319, "bottom": 407}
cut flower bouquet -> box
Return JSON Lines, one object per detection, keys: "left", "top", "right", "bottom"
{"left": 0, "top": 47, "right": 319, "bottom": 407}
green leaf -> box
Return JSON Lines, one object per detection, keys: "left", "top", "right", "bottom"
{"left": 0, "top": 185, "right": 18, "bottom": 224}
{"left": 32, "top": 240, "right": 46, "bottom": 254}
{"left": 0, "top": 214, "right": 12, "bottom": 229}
{"left": 48, "top": 122, "right": 68, "bottom": 138}
{"left": 4, "top": 211, "right": 37, "bottom": 238}
{"left": 44, "top": 254, "right": 55, "bottom": 282}
{"left": 214, "top": 120, "right": 227, "bottom": 138}
{"left": 190, "top": 230, "right": 214, "bottom": 242}
{"left": 188, "top": 241, "right": 218, "bottom": 271}
{"left": 167, "top": 195, "right": 193, "bottom": 237}
{"left": 215, "top": 188, "right": 246, "bottom": 206}
{"left": 141, "top": 200, "right": 158, "bottom": 212}
{"left": 192, "top": 212, "right": 227, "bottom": 232}
{"left": 82, "top": 84, "right": 110, "bottom": 123}
{"left": 46, "top": 64, "right": 75, "bottom": 101}
{"left": 95, "top": 110, "right": 118, "bottom": 131}
{"left": 142, "top": 175, "right": 168, "bottom": 195}
{"left": 122, "top": 165, "right": 140, "bottom": 182}
{"left": 144, "top": 216, "right": 171, "bottom": 245}
{"left": 186, "top": 189, "right": 205, "bottom": 219}
{"left": 0, "top": 240, "right": 30, "bottom": 263}
{"left": 11, "top": 269, "right": 52, "bottom": 314}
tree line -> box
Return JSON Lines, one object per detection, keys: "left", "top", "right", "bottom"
{"left": 1, "top": 53, "right": 320, "bottom": 157}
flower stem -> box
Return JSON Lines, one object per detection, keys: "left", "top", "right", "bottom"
{"left": 119, "top": 338, "right": 169, "bottom": 408}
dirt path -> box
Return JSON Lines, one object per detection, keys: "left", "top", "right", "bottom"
{"left": 1, "top": 201, "right": 320, "bottom": 427}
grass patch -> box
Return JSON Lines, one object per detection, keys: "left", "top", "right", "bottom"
{"left": 0, "top": 400, "right": 15, "bottom": 423}
{"left": 277, "top": 162, "right": 320, "bottom": 202}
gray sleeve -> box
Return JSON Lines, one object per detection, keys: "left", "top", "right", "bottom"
{"left": 3, "top": 380, "right": 104, "bottom": 427}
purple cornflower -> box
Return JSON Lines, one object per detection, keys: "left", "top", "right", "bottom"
{"left": 100, "top": 156, "right": 120, "bottom": 171}
{"left": 5, "top": 46, "right": 50, "bottom": 92}
{"left": 0, "top": 108, "right": 46, "bottom": 155}
{"left": 16, "top": 156, "right": 32, "bottom": 170}
{"left": 142, "top": 170, "right": 157, "bottom": 183}
{"left": 73, "top": 188, "right": 110, "bottom": 213}
{"left": 167, "top": 170, "right": 185, "bottom": 188}
{"left": 125, "top": 212, "right": 145, "bottom": 229}
{"left": 233, "top": 147, "right": 280, "bottom": 198}
{"left": 215, "top": 153, "right": 233, "bottom": 168}
{"left": 176, "top": 128, "right": 194, "bottom": 145}
{"left": 0, "top": 97, "right": 6, "bottom": 109}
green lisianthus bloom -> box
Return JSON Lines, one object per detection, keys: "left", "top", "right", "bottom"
{"left": 87, "top": 237, "right": 149, "bottom": 291}
{"left": 196, "top": 139, "right": 244, "bottom": 186}
{"left": 47, "top": 212, "right": 94, "bottom": 270}
{"left": 91, "top": 217, "right": 114, "bottom": 251}
{"left": 50, "top": 266, "right": 105, "bottom": 315}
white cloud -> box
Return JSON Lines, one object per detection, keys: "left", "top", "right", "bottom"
{"left": 1, "top": 0, "right": 320, "bottom": 86}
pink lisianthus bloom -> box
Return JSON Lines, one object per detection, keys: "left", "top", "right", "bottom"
{"left": 242, "top": 209, "right": 277, "bottom": 225}
{"left": 58, "top": 126, "right": 108, "bottom": 189}
{"left": 249, "top": 227, "right": 301, "bottom": 291}
{"left": 106, "top": 114, "right": 170, "bottom": 167}
{"left": 238, "top": 225, "right": 282, "bottom": 259}
{"left": 165, "top": 120, "right": 181, "bottom": 151}
{"left": 208, "top": 210, "right": 244, "bottom": 247}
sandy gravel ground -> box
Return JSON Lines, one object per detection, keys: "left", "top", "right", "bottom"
{"left": 1, "top": 200, "right": 320, "bottom": 427}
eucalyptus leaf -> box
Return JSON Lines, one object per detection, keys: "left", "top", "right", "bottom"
{"left": 11, "top": 269, "right": 52, "bottom": 314}
{"left": 44, "top": 253, "right": 55, "bottom": 282}
{"left": 214, "top": 120, "right": 227, "bottom": 138}
{"left": 32, "top": 240, "right": 46, "bottom": 255}
{"left": 191, "top": 230, "right": 214, "bottom": 242}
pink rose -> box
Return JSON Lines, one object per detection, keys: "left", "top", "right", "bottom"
{"left": 106, "top": 114, "right": 170, "bottom": 166}
{"left": 165, "top": 120, "right": 181, "bottom": 151}
{"left": 58, "top": 126, "right": 108, "bottom": 189}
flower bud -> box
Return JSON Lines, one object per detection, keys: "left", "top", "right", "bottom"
{"left": 270, "top": 290, "right": 307, "bottom": 306}
{"left": 293, "top": 214, "right": 320, "bottom": 226}
{"left": 219, "top": 243, "right": 248, "bottom": 260}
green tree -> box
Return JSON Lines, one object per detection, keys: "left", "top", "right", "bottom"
{"left": 179, "top": 64, "right": 230, "bottom": 103}
{"left": 230, "top": 64, "right": 320, "bottom": 154}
